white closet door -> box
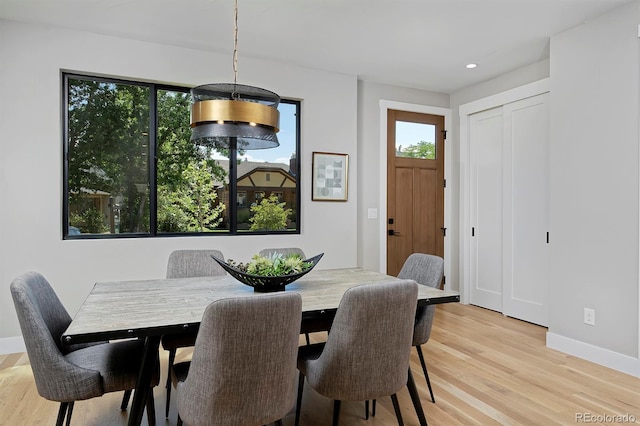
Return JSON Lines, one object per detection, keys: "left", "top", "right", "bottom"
{"left": 469, "top": 106, "right": 504, "bottom": 312}
{"left": 502, "top": 93, "right": 549, "bottom": 326}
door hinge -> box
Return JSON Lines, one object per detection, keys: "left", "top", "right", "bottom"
{"left": 442, "top": 129, "right": 447, "bottom": 140}
{"left": 443, "top": 179, "right": 446, "bottom": 188}
{"left": 442, "top": 275, "right": 446, "bottom": 285}
{"left": 441, "top": 227, "right": 447, "bottom": 237}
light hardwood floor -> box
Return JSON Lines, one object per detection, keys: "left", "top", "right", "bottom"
{"left": 1, "top": 303, "right": 639, "bottom": 425}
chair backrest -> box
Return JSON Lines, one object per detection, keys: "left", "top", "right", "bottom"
{"left": 306, "top": 280, "right": 418, "bottom": 401}
{"left": 176, "top": 292, "right": 303, "bottom": 426}
{"left": 166, "top": 250, "right": 226, "bottom": 279}
{"left": 10, "top": 271, "right": 102, "bottom": 401}
{"left": 258, "top": 247, "right": 306, "bottom": 259}
{"left": 398, "top": 253, "right": 444, "bottom": 346}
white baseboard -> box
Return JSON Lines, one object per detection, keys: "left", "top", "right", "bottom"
{"left": 0, "top": 336, "right": 25, "bottom": 355}
{"left": 546, "top": 332, "right": 640, "bottom": 378}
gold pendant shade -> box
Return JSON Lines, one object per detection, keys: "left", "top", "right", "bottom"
{"left": 190, "top": 83, "right": 280, "bottom": 150}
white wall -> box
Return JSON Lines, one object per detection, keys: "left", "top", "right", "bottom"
{"left": 547, "top": 1, "right": 640, "bottom": 369}
{"left": 0, "top": 20, "right": 358, "bottom": 342}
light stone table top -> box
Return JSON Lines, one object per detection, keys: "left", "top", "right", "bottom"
{"left": 63, "top": 267, "right": 460, "bottom": 344}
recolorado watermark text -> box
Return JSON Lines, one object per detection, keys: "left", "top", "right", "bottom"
{"left": 576, "top": 413, "right": 637, "bottom": 423}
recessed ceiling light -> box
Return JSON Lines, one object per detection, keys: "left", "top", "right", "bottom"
{"left": 466, "top": 63, "right": 477, "bottom": 69}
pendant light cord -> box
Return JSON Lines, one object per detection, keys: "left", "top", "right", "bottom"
{"left": 233, "top": 0, "right": 239, "bottom": 87}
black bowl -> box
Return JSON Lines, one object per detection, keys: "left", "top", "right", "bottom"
{"left": 211, "top": 253, "right": 324, "bottom": 292}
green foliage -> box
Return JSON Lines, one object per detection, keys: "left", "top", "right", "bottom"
{"left": 400, "top": 140, "right": 435, "bottom": 159}
{"left": 249, "top": 195, "right": 291, "bottom": 231}
{"left": 157, "top": 191, "right": 192, "bottom": 232}
{"left": 69, "top": 208, "right": 108, "bottom": 234}
{"left": 67, "top": 79, "right": 151, "bottom": 233}
{"left": 67, "top": 81, "right": 228, "bottom": 234}
{"left": 156, "top": 90, "right": 226, "bottom": 190}
{"left": 157, "top": 160, "right": 225, "bottom": 232}
{"left": 237, "top": 208, "right": 251, "bottom": 225}
{"left": 228, "top": 253, "right": 311, "bottom": 276}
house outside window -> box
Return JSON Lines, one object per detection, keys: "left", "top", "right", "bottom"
{"left": 63, "top": 73, "right": 300, "bottom": 238}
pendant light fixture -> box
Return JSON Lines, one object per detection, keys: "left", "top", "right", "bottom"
{"left": 190, "top": 0, "right": 280, "bottom": 150}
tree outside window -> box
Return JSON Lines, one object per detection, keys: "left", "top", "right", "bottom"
{"left": 63, "top": 74, "right": 300, "bottom": 238}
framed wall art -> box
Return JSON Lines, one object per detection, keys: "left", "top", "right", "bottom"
{"left": 312, "top": 152, "right": 348, "bottom": 201}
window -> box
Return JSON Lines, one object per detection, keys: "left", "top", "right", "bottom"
{"left": 63, "top": 73, "right": 300, "bottom": 238}
{"left": 395, "top": 121, "right": 436, "bottom": 160}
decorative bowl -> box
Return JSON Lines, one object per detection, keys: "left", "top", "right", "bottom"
{"left": 211, "top": 253, "right": 324, "bottom": 292}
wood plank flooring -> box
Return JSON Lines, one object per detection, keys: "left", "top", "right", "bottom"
{"left": 1, "top": 303, "right": 639, "bottom": 425}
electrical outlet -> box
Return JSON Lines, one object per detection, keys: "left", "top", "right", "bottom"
{"left": 584, "top": 308, "right": 595, "bottom": 326}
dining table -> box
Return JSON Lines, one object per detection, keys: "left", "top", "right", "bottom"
{"left": 62, "top": 267, "right": 460, "bottom": 426}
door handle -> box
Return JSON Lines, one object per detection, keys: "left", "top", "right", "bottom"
{"left": 388, "top": 230, "right": 401, "bottom": 236}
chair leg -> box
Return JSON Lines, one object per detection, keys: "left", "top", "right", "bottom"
{"left": 146, "top": 388, "right": 156, "bottom": 426}
{"left": 407, "top": 368, "right": 428, "bottom": 426}
{"left": 295, "top": 372, "right": 305, "bottom": 426}
{"left": 391, "top": 394, "right": 404, "bottom": 426}
{"left": 57, "top": 402, "right": 74, "bottom": 426}
{"left": 305, "top": 332, "right": 310, "bottom": 345}
{"left": 65, "top": 402, "right": 74, "bottom": 426}
{"left": 121, "top": 389, "right": 132, "bottom": 410}
{"left": 416, "top": 345, "right": 435, "bottom": 403}
{"left": 56, "top": 402, "right": 68, "bottom": 426}
{"left": 332, "top": 400, "right": 341, "bottom": 426}
{"left": 165, "top": 348, "right": 176, "bottom": 418}
{"left": 365, "top": 399, "right": 377, "bottom": 418}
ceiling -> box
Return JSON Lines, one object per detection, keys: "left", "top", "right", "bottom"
{"left": 0, "top": 0, "right": 632, "bottom": 93}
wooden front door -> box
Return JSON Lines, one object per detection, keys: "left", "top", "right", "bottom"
{"left": 387, "top": 109, "right": 445, "bottom": 277}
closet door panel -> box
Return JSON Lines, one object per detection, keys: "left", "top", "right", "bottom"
{"left": 469, "top": 107, "right": 504, "bottom": 311}
{"left": 503, "top": 93, "right": 550, "bottom": 326}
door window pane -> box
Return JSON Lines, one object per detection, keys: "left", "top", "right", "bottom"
{"left": 395, "top": 121, "right": 436, "bottom": 159}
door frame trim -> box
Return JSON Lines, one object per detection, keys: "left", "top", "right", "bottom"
{"left": 459, "top": 78, "right": 550, "bottom": 304}
{"left": 379, "top": 100, "right": 452, "bottom": 286}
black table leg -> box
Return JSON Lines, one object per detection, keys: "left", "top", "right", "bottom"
{"left": 406, "top": 368, "right": 428, "bottom": 426}
{"left": 128, "top": 335, "right": 160, "bottom": 426}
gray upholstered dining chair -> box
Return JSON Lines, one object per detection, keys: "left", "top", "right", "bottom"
{"left": 295, "top": 280, "right": 418, "bottom": 426}
{"left": 161, "top": 249, "right": 226, "bottom": 418}
{"left": 171, "top": 292, "right": 302, "bottom": 426}
{"left": 258, "top": 247, "right": 306, "bottom": 259}
{"left": 166, "top": 249, "right": 227, "bottom": 279}
{"left": 398, "top": 253, "right": 444, "bottom": 403}
{"left": 10, "top": 271, "right": 158, "bottom": 426}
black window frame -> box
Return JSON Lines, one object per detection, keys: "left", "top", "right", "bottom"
{"left": 62, "top": 72, "right": 301, "bottom": 239}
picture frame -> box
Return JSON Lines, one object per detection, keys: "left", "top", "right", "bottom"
{"left": 312, "top": 152, "right": 349, "bottom": 201}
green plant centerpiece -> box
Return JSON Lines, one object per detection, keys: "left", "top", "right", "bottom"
{"left": 211, "top": 252, "right": 324, "bottom": 292}
{"left": 232, "top": 253, "right": 310, "bottom": 276}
